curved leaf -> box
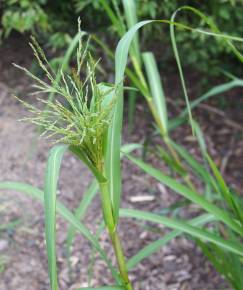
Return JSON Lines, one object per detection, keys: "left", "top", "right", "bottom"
{"left": 44, "top": 144, "right": 68, "bottom": 290}
{"left": 66, "top": 180, "right": 99, "bottom": 268}
{"left": 180, "top": 79, "right": 243, "bottom": 118}
{"left": 106, "top": 20, "right": 152, "bottom": 226}
{"left": 125, "top": 154, "right": 243, "bottom": 236}
{"left": 120, "top": 208, "right": 243, "bottom": 257}
{"left": 127, "top": 213, "right": 215, "bottom": 269}
{"left": 0, "top": 182, "right": 120, "bottom": 283}
{"left": 143, "top": 52, "right": 168, "bottom": 135}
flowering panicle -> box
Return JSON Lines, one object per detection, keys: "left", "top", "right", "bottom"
{"left": 14, "top": 25, "right": 116, "bottom": 170}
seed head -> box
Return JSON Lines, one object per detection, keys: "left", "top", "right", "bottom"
{"left": 14, "top": 24, "right": 117, "bottom": 170}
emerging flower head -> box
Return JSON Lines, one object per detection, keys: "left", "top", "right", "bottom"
{"left": 14, "top": 23, "right": 116, "bottom": 171}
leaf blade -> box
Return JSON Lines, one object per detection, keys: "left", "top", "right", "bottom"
{"left": 127, "top": 213, "right": 215, "bottom": 269}
{"left": 0, "top": 182, "right": 120, "bottom": 283}
{"left": 120, "top": 208, "right": 243, "bottom": 257}
{"left": 143, "top": 52, "right": 168, "bottom": 135}
{"left": 125, "top": 154, "right": 243, "bottom": 235}
{"left": 44, "top": 144, "right": 68, "bottom": 290}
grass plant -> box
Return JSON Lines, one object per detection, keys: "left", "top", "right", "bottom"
{"left": 1, "top": 5, "right": 243, "bottom": 290}
{"left": 13, "top": 23, "right": 133, "bottom": 290}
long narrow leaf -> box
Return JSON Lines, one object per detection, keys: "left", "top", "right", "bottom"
{"left": 120, "top": 208, "right": 243, "bottom": 257}
{"left": 99, "top": 0, "right": 125, "bottom": 37}
{"left": 106, "top": 20, "right": 152, "bottom": 225}
{"left": 143, "top": 52, "right": 168, "bottom": 135}
{"left": 170, "top": 12, "right": 193, "bottom": 130}
{"left": 170, "top": 141, "right": 210, "bottom": 183}
{"left": 172, "top": 6, "right": 243, "bottom": 62}
{"left": 66, "top": 180, "right": 99, "bottom": 265}
{"left": 125, "top": 154, "right": 243, "bottom": 235}
{"left": 127, "top": 213, "right": 215, "bottom": 269}
{"left": 180, "top": 79, "right": 243, "bottom": 118}
{"left": 0, "top": 182, "right": 121, "bottom": 283}
{"left": 206, "top": 154, "right": 243, "bottom": 223}
{"left": 44, "top": 144, "right": 68, "bottom": 290}
{"left": 122, "top": 0, "right": 141, "bottom": 62}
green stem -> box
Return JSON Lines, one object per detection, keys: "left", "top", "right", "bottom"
{"left": 164, "top": 137, "right": 197, "bottom": 192}
{"left": 99, "top": 181, "right": 133, "bottom": 290}
{"left": 146, "top": 99, "right": 197, "bottom": 191}
{"left": 110, "top": 230, "right": 133, "bottom": 290}
{"left": 129, "top": 56, "right": 197, "bottom": 192}
{"left": 99, "top": 181, "right": 116, "bottom": 231}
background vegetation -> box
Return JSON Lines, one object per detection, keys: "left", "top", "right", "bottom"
{"left": 1, "top": 0, "right": 243, "bottom": 76}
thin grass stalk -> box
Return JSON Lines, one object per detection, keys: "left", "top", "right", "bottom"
{"left": 142, "top": 53, "right": 196, "bottom": 190}
{"left": 164, "top": 137, "right": 197, "bottom": 192}
{"left": 98, "top": 166, "right": 133, "bottom": 290}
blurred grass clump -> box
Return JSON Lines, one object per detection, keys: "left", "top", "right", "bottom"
{"left": 1, "top": 0, "right": 243, "bottom": 76}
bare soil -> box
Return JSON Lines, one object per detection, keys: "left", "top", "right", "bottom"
{"left": 1, "top": 35, "right": 242, "bottom": 290}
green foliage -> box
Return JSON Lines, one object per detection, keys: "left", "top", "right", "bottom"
{"left": 0, "top": 0, "right": 76, "bottom": 49}
{"left": 1, "top": 0, "right": 49, "bottom": 38}
{"left": 77, "top": 0, "right": 243, "bottom": 75}
{"left": 1, "top": 0, "right": 243, "bottom": 75}
{"left": 136, "top": 0, "right": 243, "bottom": 75}
{"left": 1, "top": 4, "right": 243, "bottom": 290}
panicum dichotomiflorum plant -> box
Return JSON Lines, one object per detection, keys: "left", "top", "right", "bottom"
{"left": 13, "top": 23, "right": 133, "bottom": 290}
{"left": 2, "top": 6, "right": 243, "bottom": 290}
